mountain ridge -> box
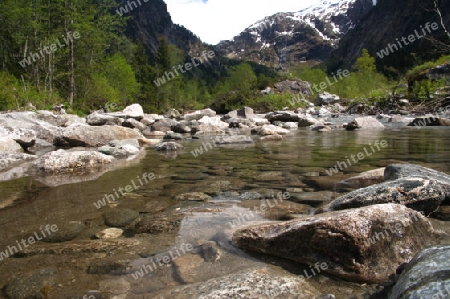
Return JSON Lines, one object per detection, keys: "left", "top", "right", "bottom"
{"left": 216, "top": 0, "right": 375, "bottom": 70}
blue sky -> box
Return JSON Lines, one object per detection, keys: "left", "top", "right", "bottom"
{"left": 164, "top": 0, "right": 319, "bottom": 44}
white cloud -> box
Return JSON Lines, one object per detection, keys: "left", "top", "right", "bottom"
{"left": 164, "top": 0, "right": 319, "bottom": 44}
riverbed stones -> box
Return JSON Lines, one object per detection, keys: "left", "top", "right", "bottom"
{"left": 42, "top": 221, "right": 85, "bottom": 243}
{"left": 155, "top": 142, "right": 184, "bottom": 151}
{"left": 388, "top": 245, "right": 450, "bottom": 299}
{"left": 233, "top": 203, "right": 437, "bottom": 283}
{"left": 103, "top": 208, "right": 139, "bottom": 227}
{"left": 202, "top": 241, "right": 221, "bottom": 262}
{"left": 130, "top": 213, "right": 183, "bottom": 235}
{"left": 87, "top": 254, "right": 137, "bottom": 275}
{"left": 33, "top": 150, "right": 113, "bottom": 173}
{"left": 320, "top": 177, "right": 445, "bottom": 215}
{"left": 175, "top": 192, "right": 212, "bottom": 201}
{"left": 95, "top": 228, "right": 124, "bottom": 239}
{"left": 4, "top": 268, "right": 58, "bottom": 299}
{"left": 98, "top": 278, "right": 130, "bottom": 296}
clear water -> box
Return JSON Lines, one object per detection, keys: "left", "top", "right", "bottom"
{"left": 0, "top": 127, "right": 449, "bottom": 298}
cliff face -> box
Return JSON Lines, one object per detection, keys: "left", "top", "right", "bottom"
{"left": 326, "top": 0, "right": 450, "bottom": 72}
{"left": 216, "top": 0, "right": 374, "bottom": 71}
{"left": 119, "top": 0, "right": 206, "bottom": 63}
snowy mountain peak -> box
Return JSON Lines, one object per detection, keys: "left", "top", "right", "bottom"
{"left": 218, "top": 0, "right": 375, "bottom": 70}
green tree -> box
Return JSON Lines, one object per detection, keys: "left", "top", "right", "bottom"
{"left": 354, "top": 49, "right": 376, "bottom": 74}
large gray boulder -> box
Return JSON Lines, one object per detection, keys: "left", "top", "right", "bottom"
{"left": 233, "top": 204, "right": 438, "bottom": 283}
{"left": 319, "top": 177, "right": 446, "bottom": 215}
{"left": 122, "top": 103, "right": 144, "bottom": 120}
{"left": 346, "top": 116, "right": 385, "bottom": 130}
{"left": 389, "top": 245, "right": 450, "bottom": 299}
{"left": 55, "top": 125, "right": 143, "bottom": 147}
{"left": 33, "top": 150, "right": 114, "bottom": 173}
{"left": 0, "top": 112, "right": 62, "bottom": 143}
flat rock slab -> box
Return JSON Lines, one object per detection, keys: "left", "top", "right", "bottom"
{"left": 56, "top": 125, "right": 143, "bottom": 147}
{"left": 152, "top": 268, "right": 324, "bottom": 299}
{"left": 233, "top": 203, "right": 437, "bottom": 284}
{"left": 321, "top": 177, "right": 445, "bottom": 215}
{"left": 389, "top": 245, "right": 450, "bottom": 299}
{"left": 33, "top": 150, "right": 114, "bottom": 173}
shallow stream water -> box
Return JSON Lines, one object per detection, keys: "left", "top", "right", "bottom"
{"left": 0, "top": 125, "right": 449, "bottom": 298}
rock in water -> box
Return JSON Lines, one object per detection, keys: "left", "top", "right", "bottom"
{"left": 155, "top": 142, "right": 184, "bottom": 151}
{"left": 346, "top": 116, "right": 385, "bottom": 130}
{"left": 384, "top": 163, "right": 450, "bottom": 202}
{"left": 388, "top": 245, "right": 450, "bottom": 299}
{"left": 321, "top": 177, "right": 445, "bottom": 215}
{"left": 33, "top": 150, "right": 113, "bottom": 173}
{"left": 233, "top": 204, "right": 437, "bottom": 284}
{"left": 152, "top": 268, "right": 325, "bottom": 298}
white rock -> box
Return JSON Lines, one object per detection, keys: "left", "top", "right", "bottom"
{"left": 95, "top": 228, "right": 124, "bottom": 239}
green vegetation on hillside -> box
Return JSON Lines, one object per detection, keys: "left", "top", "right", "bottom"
{"left": 0, "top": 0, "right": 448, "bottom": 114}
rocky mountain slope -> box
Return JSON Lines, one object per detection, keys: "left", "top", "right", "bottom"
{"left": 326, "top": 0, "right": 450, "bottom": 72}
{"left": 217, "top": 0, "right": 375, "bottom": 70}
{"left": 120, "top": 0, "right": 208, "bottom": 63}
